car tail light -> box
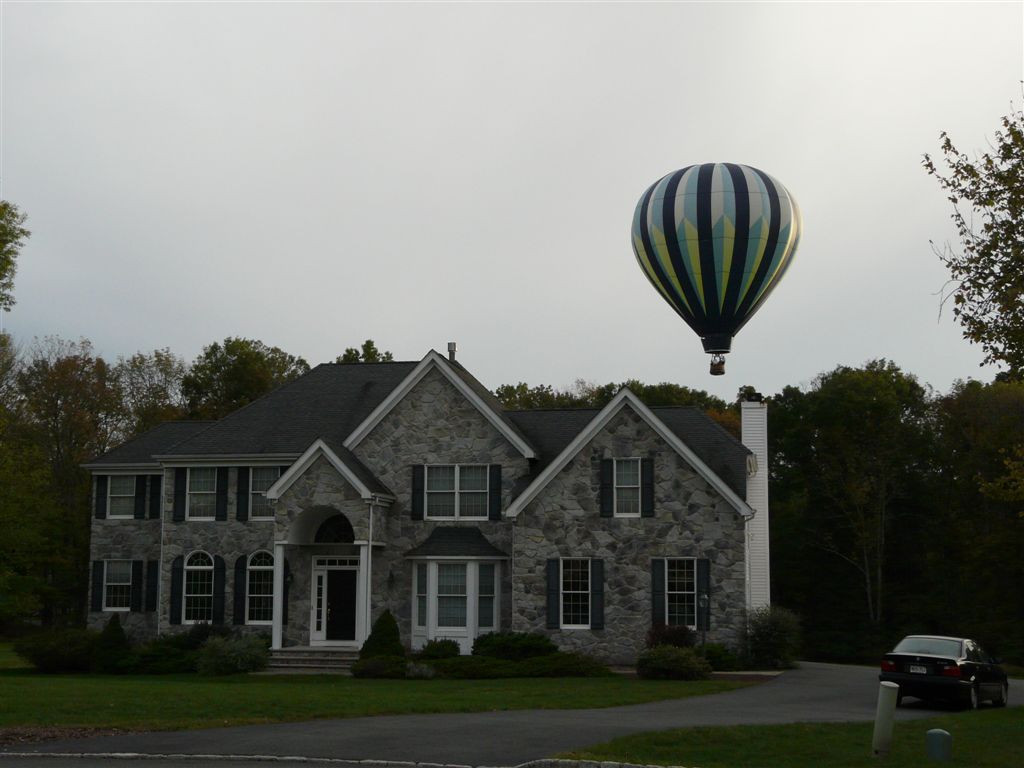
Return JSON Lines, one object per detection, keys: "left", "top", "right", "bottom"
{"left": 941, "top": 665, "right": 961, "bottom": 678}
{"left": 881, "top": 660, "right": 896, "bottom": 672}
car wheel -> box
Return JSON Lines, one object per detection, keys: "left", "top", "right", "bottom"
{"left": 967, "top": 684, "right": 979, "bottom": 710}
{"left": 994, "top": 682, "right": 1008, "bottom": 708}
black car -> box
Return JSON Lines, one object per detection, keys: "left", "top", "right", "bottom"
{"left": 879, "top": 635, "right": 1009, "bottom": 709}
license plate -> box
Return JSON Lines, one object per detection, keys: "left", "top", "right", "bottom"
{"left": 909, "top": 664, "right": 928, "bottom": 674}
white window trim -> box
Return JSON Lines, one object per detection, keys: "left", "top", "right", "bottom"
{"left": 102, "top": 559, "right": 132, "bottom": 612}
{"left": 249, "top": 467, "right": 280, "bottom": 521}
{"left": 424, "top": 464, "right": 489, "bottom": 521}
{"left": 246, "top": 550, "right": 274, "bottom": 625}
{"left": 186, "top": 468, "right": 216, "bottom": 521}
{"left": 560, "top": 557, "right": 591, "bottom": 630}
{"left": 183, "top": 550, "right": 214, "bottom": 624}
{"left": 107, "top": 475, "right": 137, "bottom": 520}
{"left": 410, "top": 560, "right": 501, "bottom": 649}
{"left": 665, "top": 558, "right": 698, "bottom": 630}
{"left": 613, "top": 457, "right": 642, "bottom": 518}
{"left": 414, "top": 563, "right": 428, "bottom": 630}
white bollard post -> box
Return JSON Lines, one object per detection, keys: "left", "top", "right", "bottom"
{"left": 872, "top": 681, "right": 900, "bottom": 758}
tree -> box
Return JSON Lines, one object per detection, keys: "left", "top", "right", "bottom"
{"left": 336, "top": 340, "right": 393, "bottom": 364}
{"left": 924, "top": 106, "right": 1024, "bottom": 373}
{"left": 0, "top": 201, "right": 30, "bottom": 311}
{"left": 114, "top": 348, "right": 187, "bottom": 437}
{"left": 182, "top": 337, "right": 309, "bottom": 419}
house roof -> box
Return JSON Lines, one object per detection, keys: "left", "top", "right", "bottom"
{"left": 267, "top": 437, "right": 394, "bottom": 502}
{"left": 404, "top": 527, "right": 509, "bottom": 559}
{"left": 83, "top": 421, "right": 215, "bottom": 468}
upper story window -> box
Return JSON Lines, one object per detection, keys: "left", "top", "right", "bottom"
{"left": 615, "top": 458, "right": 641, "bottom": 517}
{"left": 246, "top": 551, "right": 274, "bottom": 624}
{"left": 426, "top": 465, "right": 488, "bottom": 519}
{"left": 250, "top": 467, "right": 280, "bottom": 520}
{"left": 187, "top": 468, "right": 216, "bottom": 520}
{"left": 108, "top": 476, "right": 136, "bottom": 519}
{"left": 103, "top": 560, "right": 133, "bottom": 610}
{"left": 184, "top": 551, "right": 214, "bottom": 622}
{"left": 561, "top": 558, "right": 591, "bottom": 629}
{"left": 666, "top": 558, "right": 696, "bottom": 628}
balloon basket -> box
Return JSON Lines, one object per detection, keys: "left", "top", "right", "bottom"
{"left": 709, "top": 355, "right": 726, "bottom": 376}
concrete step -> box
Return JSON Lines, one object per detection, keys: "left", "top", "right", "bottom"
{"left": 265, "top": 647, "right": 359, "bottom": 674}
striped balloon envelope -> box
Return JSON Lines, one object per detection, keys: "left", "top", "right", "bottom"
{"left": 631, "top": 163, "right": 801, "bottom": 374}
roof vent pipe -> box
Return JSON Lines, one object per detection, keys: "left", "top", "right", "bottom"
{"left": 447, "top": 342, "right": 457, "bottom": 362}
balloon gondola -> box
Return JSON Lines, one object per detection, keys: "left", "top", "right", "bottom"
{"left": 631, "top": 163, "right": 801, "bottom": 375}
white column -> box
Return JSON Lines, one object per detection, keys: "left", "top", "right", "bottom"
{"left": 741, "top": 400, "right": 770, "bottom": 609}
{"left": 272, "top": 542, "right": 284, "bottom": 649}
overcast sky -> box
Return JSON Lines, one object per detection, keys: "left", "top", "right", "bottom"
{"left": 3, "top": 1, "right": 1022, "bottom": 401}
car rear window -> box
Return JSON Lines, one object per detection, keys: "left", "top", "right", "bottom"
{"left": 892, "top": 637, "right": 962, "bottom": 657}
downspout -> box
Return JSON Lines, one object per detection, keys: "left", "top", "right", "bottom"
{"left": 366, "top": 498, "right": 374, "bottom": 639}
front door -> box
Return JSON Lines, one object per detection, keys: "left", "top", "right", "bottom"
{"left": 326, "top": 569, "right": 357, "bottom": 641}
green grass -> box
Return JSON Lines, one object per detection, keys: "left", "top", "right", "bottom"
{"left": 560, "top": 708, "right": 1024, "bottom": 768}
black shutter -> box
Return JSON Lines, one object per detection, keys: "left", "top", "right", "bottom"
{"left": 91, "top": 561, "right": 104, "bottom": 612}
{"left": 169, "top": 556, "right": 184, "bottom": 624}
{"left": 283, "top": 558, "right": 291, "bottom": 625}
{"left": 546, "top": 558, "right": 560, "bottom": 629}
{"left": 278, "top": 465, "right": 290, "bottom": 478}
{"left": 95, "top": 476, "right": 108, "bottom": 519}
{"left": 696, "top": 558, "right": 711, "bottom": 631}
{"left": 145, "top": 560, "right": 159, "bottom": 612}
{"left": 130, "top": 560, "right": 144, "bottom": 612}
{"left": 233, "top": 555, "right": 247, "bottom": 625}
{"left": 599, "top": 459, "right": 613, "bottom": 517}
{"left": 237, "top": 468, "right": 250, "bottom": 522}
{"left": 411, "top": 465, "right": 425, "bottom": 520}
{"left": 590, "top": 559, "right": 604, "bottom": 630}
{"left": 215, "top": 468, "right": 229, "bottom": 521}
{"left": 641, "top": 459, "right": 655, "bottom": 518}
{"left": 213, "top": 555, "right": 226, "bottom": 624}
{"left": 133, "top": 475, "right": 147, "bottom": 519}
{"left": 488, "top": 464, "right": 502, "bottom": 521}
{"left": 148, "top": 475, "right": 162, "bottom": 519}
{"left": 173, "top": 469, "right": 187, "bottom": 521}
{"left": 651, "top": 559, "right": 666, "bottom": 625}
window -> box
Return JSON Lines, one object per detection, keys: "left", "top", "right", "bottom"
{"left": 436, "top": 563, "right": 467, "bottom": 627}
{"left": 615, "top": 458, "right": 641, "bottom": 517}
{"left": 561, "top": 558, "right": 590, "bottom": 628}
{"left": 187, "top": 468, "right": 216, "bottom": 519}
{"left": 184, "top": 551, "right": 214, "bottom": 622}
{"left": 103, "top": 560, "right": 132, "bottom": 610}
{"left": 478, "top": 563, "right": 495, "bottom": 629}
{"left": 108, "top": 476, "right": 136, "bottom": 518}
{"left": 425, "top": 465, "right": 488, "bottom": 519}
{"left": 250, "top": 467, "right": 280, "bottom": 519}
{"left": 415, "top": 563, "right": 428, "bottom": 629}
{"left": 666, "top": 558, "right": 696, "bottom": 627}
{"left": 247, "top": 551, "right": 274, "bottom": 624}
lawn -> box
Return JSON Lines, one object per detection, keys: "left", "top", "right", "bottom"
{"left": 560, "top": 708, "right": 1024, "bottom": 768}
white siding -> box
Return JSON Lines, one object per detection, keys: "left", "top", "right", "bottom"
{"left": 741, "top": 401, "right": 770, "bottom": 609}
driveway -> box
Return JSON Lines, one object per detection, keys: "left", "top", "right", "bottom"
{"left": 5, "top": 663, "right": 1021, "bottom": 766}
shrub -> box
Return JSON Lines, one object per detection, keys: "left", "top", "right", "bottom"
{"left": 637, "top": 645, "right": 712, "bottom": 680}
{"left": 472, "top": 631, "right": 557, "bottom": 661}
{"left": 196, "top": 635, "right": 269, "bottom": 675}
{"left": 426, "top": 655, "right": 521, "bottom": 679}
{"left": 351, "top": 655, "right": 407, "bottom": 678}
{"left": 415, "top": 639, "right": 461, "bottom": 660}
{"left": 359, "top": 610, "right": 404, "bottom": 660}
{"left": 746, "top": 606, "right": 801, "bottom": 669}
{"left": 646, "top": 623, "right": 696, "bottom": 649}
{"left": 175, "top": 623, "right": 233, "bottom": 651}
{"left": 13, "top": 629, "right": 98, "bottom": 673}
{"left": 701, "top": 642, "right": 741, "bottom": 672}
{"left": 132, "top": 638, "right": 199, "bottom": 674}
{"left": 405, "top": 662, "right": 437, "bottom": 679}
{"left": 93, "top": 614, "right": 133, "bottom": 674}
{"left": 517, "top": 651, "right": 613, "bottom": 678}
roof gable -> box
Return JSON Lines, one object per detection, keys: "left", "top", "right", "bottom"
{"left": 267, "top": 438, "right": 394, "bottom": 502}
{"left": 343, "top": 350, "right": 536, "bottom": 459}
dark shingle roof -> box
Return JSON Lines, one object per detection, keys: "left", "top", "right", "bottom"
{"left": 160, "top": 362, "right": 418, "bottom": 456}
{"left": 405, "top": 527, "right": 509, "bottom": 558}
{"left": 85, "top": 421, "right": 215, "bottom": 466}
{"left": 320, "top": 437, "right": 394, "bottom": 497}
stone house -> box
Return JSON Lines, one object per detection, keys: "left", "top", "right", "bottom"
{"left": 84, "top": 347, "right": 770, "bottom": 664}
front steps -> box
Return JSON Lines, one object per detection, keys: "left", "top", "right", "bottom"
{"left": 265, "top": 647, "right": 359, "bottom": 674}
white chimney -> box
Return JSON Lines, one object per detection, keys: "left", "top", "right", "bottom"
{"left": 741, "top": 396, "right": 770, "bottom": 610}
{"left": 447, "top": 342, "right": 457, "bottom": 362}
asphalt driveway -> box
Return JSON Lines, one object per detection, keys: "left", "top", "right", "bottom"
{"left": 6, "top": 662, "right": 1021, "bottom": 765}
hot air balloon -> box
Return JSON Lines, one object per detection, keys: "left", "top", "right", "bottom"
{"left": 631, "top": 163, "right": 801, "bottom": 375}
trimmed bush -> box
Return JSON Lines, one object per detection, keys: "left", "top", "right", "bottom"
{"left": 176, "top": 623, "right": 233, "bottom": 650}
{"left": 646, "top": 623, "right": 696, "bottom": 649}
{"left": 637, "top": 645, "right": 712, "bottom": 680}
{"left": 132, "top": 638, "right": 198, "bottom": 674}
{"left": 746, "top": 606, "right": 801, "bottom": 669}
{"left": 701, "top": 642, "right": 741, "bottom": 672}
{"left": 351, "top": 655, "right": 407, "bottom": 678}
{"left": 13, "top": 629, "right": 98, "bottom": 673}
{"left": 93, "top": 614, "right": 133, "bottom": 674}
{"left": 359, "top": 610, "right": 404, "bottom": 660}
{"left": 196, "top": 635, "right": 269, "bottom": 675}
{"left": 426, "top": 655, "right": 520, "bottom": 679}
{"left": 472, "top": 631, "right": 557, "bottom": 661}
{"left": 415, "top": 639, "right": 461, "bottom": 660}
{"left": 405, "top": 662, "right": 437, "bottom": 679}
{"left": 517, "top": 651, "right": 613, "bottom": 678}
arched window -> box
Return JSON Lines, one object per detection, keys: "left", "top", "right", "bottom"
{"left": 314, "top": 514, "right": 355, "bottom": 544}
{"left": 184, "top": 551, "right": 214, "bottom": 623}
{"left": 247, "top": 551, "right": 274, "bottom": 624}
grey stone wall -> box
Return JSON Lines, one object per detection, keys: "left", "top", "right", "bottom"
{"left": 511, "top": 404, "right": 748, "bottom": 664}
